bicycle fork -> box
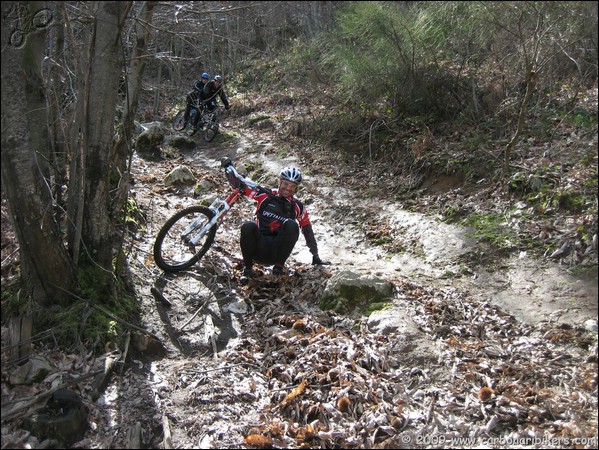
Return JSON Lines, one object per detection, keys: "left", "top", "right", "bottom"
{"left": 182, "top": 198, "right": 231, "bottom": 246}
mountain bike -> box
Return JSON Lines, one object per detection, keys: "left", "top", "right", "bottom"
{"left": 153, "top": 158, "right": 255, "bottom": 272}
{"left": 172, "top": 102, "right": 221, "bottom": 142}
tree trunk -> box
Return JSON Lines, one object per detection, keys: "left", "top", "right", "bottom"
{"left": 1, "top": 1, "right": 77, "bottom": 306}
{"left": 112, "top": 0, "right": 157, "bottom": 216}
{"left": 66, "top": 2, "right": 128, "bottom": 288}
{"left": 47, "top": 2, "right": 70, "bottom": 226}
{"left": 111, "top": 1, "right": 157, "bottom": 272}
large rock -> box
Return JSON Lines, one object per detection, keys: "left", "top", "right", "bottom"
{"left": 135, "top": 124, "right": 165, "bottom": 154}
{"left": 319, "top": 270, "right": 394, "bottom": 314}
{"left": 163, "top": 165, "right": 196, "bottom": 186}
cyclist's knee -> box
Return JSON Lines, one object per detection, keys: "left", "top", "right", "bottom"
{"left": 282, "top": 220, "right": 299, "bottom": 236}
{"left": 241, "top": 221, "right": 259, "bottom": 236}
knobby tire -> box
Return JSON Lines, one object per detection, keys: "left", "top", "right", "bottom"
{"left": 203, "top": 122, "right": 219, "bottom": 142}
{"left": 153, "top": 206, "right": 217, "bottom": 272}
{"left": 172, "top": 109, "right": 186, "bottom": 131}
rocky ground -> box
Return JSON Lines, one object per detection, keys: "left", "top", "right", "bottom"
{"left": 1, "top": 100, "right": 598, "bottom": 449}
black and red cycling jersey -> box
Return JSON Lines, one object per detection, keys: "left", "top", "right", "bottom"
{"left": 241, "top": 183, "right": 319, "bottom": 257}
{"left": 223, "top": 165, "right": 320, "bottom": 258}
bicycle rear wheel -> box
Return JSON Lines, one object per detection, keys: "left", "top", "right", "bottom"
{"left": 153, "top": 206, "right": 217, "bottom": 272}
{"left": 172, "top": 109, "right": 186, "bottom": 131}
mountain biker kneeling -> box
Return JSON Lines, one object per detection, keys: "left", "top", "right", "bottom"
{"left": 221, "top": 157, "right": 330, "bottom": 284}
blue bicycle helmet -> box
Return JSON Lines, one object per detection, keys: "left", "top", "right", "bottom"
{"left": 201, "top": 72, "right": 210, "bottom": 80}
{"left": 280, "top": 167, "right": 302, "bottom": 184}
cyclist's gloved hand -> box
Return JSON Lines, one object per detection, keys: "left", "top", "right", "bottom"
{"left": 221, "top": 157, "right": 233, "bottom": 168}
{"left": 312, "top": 255, "right": 331, "bottom": 265}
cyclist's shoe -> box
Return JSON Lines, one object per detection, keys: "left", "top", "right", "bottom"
{"left": 197, "top": 121, "right": 205, "bottom": 130}
{"left": 240, "top": 267, "right": 256, "bottom": 285}
{"left": 272, "top": 264, "right": 286, "bottom": 276}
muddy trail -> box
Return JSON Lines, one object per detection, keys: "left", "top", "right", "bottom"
{"left": 138, "top": 118, "right": 598, "bottom": 328}
{"left": 2, "top": 112, "right": 597, "bottom": 449}
{"left": 100, "top": 113, "right": 597, "bottom": 449}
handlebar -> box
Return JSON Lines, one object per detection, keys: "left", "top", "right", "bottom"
{"left": 220, "top": 157, "right": 232, "bottom": 168}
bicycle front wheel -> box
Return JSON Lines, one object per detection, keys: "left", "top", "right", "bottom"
{"left": 153, "top": 206, "right": 217, "bottom": 272}
{"left": 172, "top": 109, "right": 186, "bottom": 131}
{"left": 204, "top": 122, "right": 219, "bottom": 142}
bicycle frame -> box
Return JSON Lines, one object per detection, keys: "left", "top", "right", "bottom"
{"left": 194, "top": 103, "right": 222, "bottom": 122}
{"left": 185, "top": 189, "right": 241, "bottom": 245}
{"left": 185, "top": 166, "right": 255, "bottom": 246}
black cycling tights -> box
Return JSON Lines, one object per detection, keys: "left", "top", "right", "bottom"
{"left": 240, "top": 220, "right": 299, "bottom": 268}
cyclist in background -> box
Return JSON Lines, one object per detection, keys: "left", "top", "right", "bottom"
{"left": 200, "top": 74, "right": 231, "bottom": 113}
{"left": 183, "top": 72, "right": 210, "bottom": 128}
{"left": 221, "top": 158, "right": 330, "bottom": 284}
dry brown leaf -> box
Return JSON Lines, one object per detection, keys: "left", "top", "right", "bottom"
{"left": 280, "top": 379, "right": 306, "bottom": 407}
{"left": 337, "top": 395, "right": 351, "bottom": 412}
{"left": 478, "top": 386, "right": 494, "bottom": 401}
{"left": 245, "top": 434, "right": 273, "bottom": 447}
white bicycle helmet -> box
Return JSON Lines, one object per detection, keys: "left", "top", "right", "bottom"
{"left": 280, "top": 167, "right": 302, "bottom": 184}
